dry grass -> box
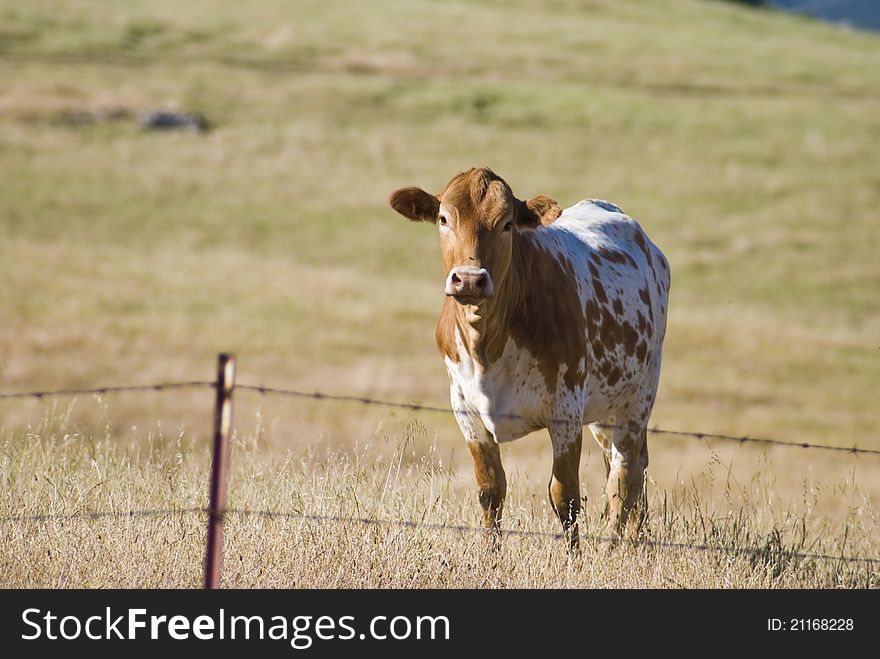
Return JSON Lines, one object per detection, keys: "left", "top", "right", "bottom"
{"left": 1, "top": 406, "right": 876, "bottom": 588}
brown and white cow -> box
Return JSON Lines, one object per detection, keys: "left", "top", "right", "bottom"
{"left": 389, "top": 168, "right": 670, "bottom": 547}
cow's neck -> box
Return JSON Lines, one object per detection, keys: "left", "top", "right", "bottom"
{"left": 454, "top": 302, "right": 505, "bottom": 367}
{"left": 449, "top": 235, "right": 529, "bottom": 369}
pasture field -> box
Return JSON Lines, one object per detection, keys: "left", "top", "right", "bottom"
{"left": 1, "top": 0, "right": 879, "bottom": 587}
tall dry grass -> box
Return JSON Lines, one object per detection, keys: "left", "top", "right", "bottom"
{"left": 2, "top": 404, "right": 876, "bottom": 588}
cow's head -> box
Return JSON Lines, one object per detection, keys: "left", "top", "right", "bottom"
{"left": 389, "top": 168, "right": 560, "bottom": 305}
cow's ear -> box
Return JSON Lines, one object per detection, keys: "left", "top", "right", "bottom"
{"left": 389, "top": 187, "right": 441, "bottom": 223}
{"left": 516, "top": 195, "right": 561, "bottom": 228}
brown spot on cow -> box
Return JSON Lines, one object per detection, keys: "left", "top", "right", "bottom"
{"left": 612, "top": 298, "right": 624, "bottom": 316}
{"left": 587, "top": 302, "right": 605, "bottom": 355}
{"left": 597, "top": 246, "right": 630, "bottom": 266}
{"left": 586, "top": 299, "right": 601, "bottom": 330}
{"left": 622, "top": 321, "right": 639, "bottom": 355}
{"left": 658, "top": 252, "right": 669, "bottom": 273}
{"left": 606, "top": 366, "right": 622, "bottom": 387}
{"left": 599, "top": 305, "right": 621, "bottom": 350}
{"left": 635, "top": 340, "right": 648, "bottom": 364}
{"left": 632, "top": 230, "right": 654, "bottom": 269}
{"left": 593, "top": 280, "right": 608, "bottom": 304}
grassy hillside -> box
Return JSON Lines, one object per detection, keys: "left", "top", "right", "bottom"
{"left": 1, "top": 1, "right": 879, "bottom": 585}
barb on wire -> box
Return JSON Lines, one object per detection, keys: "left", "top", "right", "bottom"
{"left": 226, "top": 508, "right": 880, "bottom": 567}
{"left": 235, "top": 383, "right": 880, "bottom": 457}
{"left": 0, "top": 507, "right": 207, "bottom": 524}
{"left": 0, "top": 381, "right": 216, "bottom": 401}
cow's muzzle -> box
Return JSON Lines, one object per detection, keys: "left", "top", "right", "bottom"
{"left": 445, "top": 267, "right": 494, "bottom": 302}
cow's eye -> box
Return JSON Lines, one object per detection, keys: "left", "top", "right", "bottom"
{"left": 439, "top": 215, "right": 448, "bottom": 226}
{"left": 502, "top": 221, "right": 513, "bottom": 232}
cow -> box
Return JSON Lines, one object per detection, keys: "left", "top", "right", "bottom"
{"left": 388, "top": 168, "right": 670, "bottom": 548}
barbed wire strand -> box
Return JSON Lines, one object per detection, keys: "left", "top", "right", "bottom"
{"left": 0, "top": 381, "right": 216, "bottom": 400}
{"left": 4, "top": 506, "right": 875, "bottom": 567}
{"left": 235, "top": 383, "right": 880, "bottom": 457}
{"left": 0, "top": 507, "right": 206, "bottom": 523}
{"left": 1, "top": 379, "right": 878, "bottom": 455}
{"left": 227, "top": 508, "right": 880, "bottom": 567}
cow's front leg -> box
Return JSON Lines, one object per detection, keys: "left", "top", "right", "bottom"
{"left": 467, "top": 437, "right": 506, "bottom": 533}
{"left": 451, "top": 385, "right": 506, "bottom": 537}
{"left": 547, "top": 421, "right": 583, "bottom": 551}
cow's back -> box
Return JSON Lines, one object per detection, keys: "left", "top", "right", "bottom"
{"left": 536, "top": 200, "right": 670, "bottom": 420}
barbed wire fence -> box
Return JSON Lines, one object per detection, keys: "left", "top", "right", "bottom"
{"left": 234, "top": 384, "right": 880, "bottom": 456}
{"left": 1, "top": 353, "right": 879, "bottom": 586}
{"left": 3, "top": 378, "right": 878, "bottom": 456}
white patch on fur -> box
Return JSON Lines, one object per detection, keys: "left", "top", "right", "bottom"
{"left": 444, "top": 329, "right": 549, "bottom": 443}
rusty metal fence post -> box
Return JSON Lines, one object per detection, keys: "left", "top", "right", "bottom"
{"left": 204, "top": 353, "right": 236, "bottom": 589}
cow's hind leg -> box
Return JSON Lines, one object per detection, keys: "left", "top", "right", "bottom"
{"left": 601, "top": 409, "right": 649, "bottom": 542}
{"left": 589, "top": 418, "right": 614, "bottom": 481}
{"left": 588, "top": 418, "right": 614, "bottom": 520}
{"left": 547, "top": 421, "right": 583, "bottom": 551}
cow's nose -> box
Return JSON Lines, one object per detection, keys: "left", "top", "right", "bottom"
{"left": 446, "top": 267, "right": 494, "bottom": 300}
{"left": 451, "top": 272, "right": 486, "bottom": 288}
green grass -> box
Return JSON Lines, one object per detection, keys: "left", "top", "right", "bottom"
{"left": 1, "top": 0, "right": 879, "bottom": 586}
